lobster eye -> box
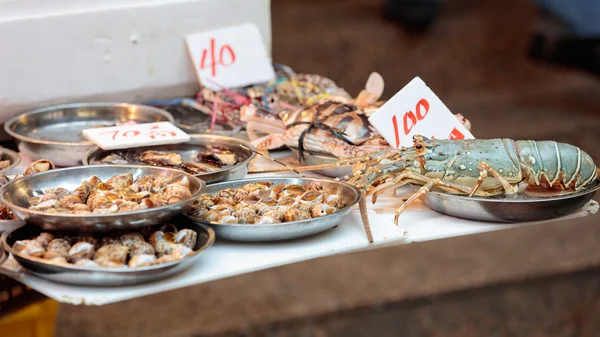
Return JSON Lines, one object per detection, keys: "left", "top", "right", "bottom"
{"left": 415, "top": 144, "right": 423, "bottom": 150}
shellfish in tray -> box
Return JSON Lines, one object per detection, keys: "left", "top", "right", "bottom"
{"left": 0, "top": 159, "right": 57, "bottom": 221}
{"left": 243, "top": 73, "right": 473, "bottom": 161}
{"left": 94, "top": 148, "right": 240, "bottom": 174}
{"left": 10, "top": 224, "right": 198, "bottom": 269}
{"left": 187, "top": 181, "right": 347, "bottom": 225}
{"left": 26, "top": 173, "right": 193, "bottom": 215}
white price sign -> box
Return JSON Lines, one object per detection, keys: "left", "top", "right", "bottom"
{"left": 368, "top": 77, "right": 474, "bottom": 148}
{"left": 82, "top": 122, "right": 191, "bottom": 150}
{"left": 185, "top": 23, "right": 276, "bottom": 91}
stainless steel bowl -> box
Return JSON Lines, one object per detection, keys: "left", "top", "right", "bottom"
{"left": 415, "top": 180, "right": 600, "bottom": 223}
{"left": 5, "top": 103, "right": 175, "bottom": 167}
{"left": 0, "top": 220, "right": 25, "bottom": 234}
{"left": 83, "top": 134, "right": 256, "bottom": 184}
{"left": 289, "top": 147, "right": 351, "bottom": 178}
{"left": 0, "top": 165, "right": 205, "bottom": 232}
{"left": 0, "top": 241, "right": 6, "bottom": 266}
{"left": 1, "top": 222, "right": 215, "bottom": 286}
{"left": 184, "top": 177, "right": 362, "bottom": 241}
{"left": 0, "top": 147, "right": 21, "bottom": 175}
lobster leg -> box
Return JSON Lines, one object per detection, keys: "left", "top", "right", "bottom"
{"left": 383, "top": 172, "right": 475, "bottom": 225}
{"left": 468, "top": 162, "right": 518, "bottom": 198}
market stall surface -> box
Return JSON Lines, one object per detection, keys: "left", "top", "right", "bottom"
{"left": 2, "top": 154, "right": 597, "bottom": 306}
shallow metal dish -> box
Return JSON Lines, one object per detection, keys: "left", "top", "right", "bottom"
{"left": 0, "top": 241, "right": 6, "bottom": 266}
{"left": 5, "top": 103, "right": 174, "bottom": 167}
{"left": 0, "top": 220, "right": 25, "bottom": 234}
{"left": 83, "top": 134, "right": 255, "bottom": 184}
{"left": 184, "top": 177, "right": 361, "bottom": 241}
{"left": 414, "top": 180, "right": 600, "bottom": 223}
{"left": 0, "top": 165, "right": 205, "bottom": 232}
{"left": 0, "top": 147, "right": 21, "bottom": 175}
{"left": 0, "top": 221, "right": 215, "bottom": 286}
{"left": 289, "top": 147, "right": 351, "bottom": 178}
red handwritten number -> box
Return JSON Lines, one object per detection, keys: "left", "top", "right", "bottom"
{"left": 122, "top": 130, "right": 140, "bottom": 138}
{"left": 415, "top": 99, "right": 429, "bottom": 120}
{"left": 403, "top": 111, "right": 417, "bottom": 135}
{"left": 200, "top": 38, "right": 236, "bottom": 76}
{"left": 391, "top": 98, "right": 432, "bottom": 146}
{"left": 392, "top": 115, "right": 401, "bottom": 148}
{"left": 448, "top": 127, "right": 465, "bottom": 140}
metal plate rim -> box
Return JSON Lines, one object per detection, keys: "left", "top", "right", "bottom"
{"left": 81, "top": 134, "right": 256, "bottom": 177}
{"left": 1, "top": 223, "right": 215, "bottom": 274}
{"left": 0, "top": 147, "right": 21, "bottom": 175}
{"left": 0, "top": 165, "right": 205, "bottom": 220}
{"left": 418, "top": 179, "right": 600, "bottom": 204}
{"left": 4, "top": 102, "right": 175, "bottom": 146}
{"left": 184, "top": 176, "right": 362, "bottom": 229}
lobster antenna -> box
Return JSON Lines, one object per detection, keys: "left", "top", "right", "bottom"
{"left": 240, "top": 145, "right": 306, "bottom": 177}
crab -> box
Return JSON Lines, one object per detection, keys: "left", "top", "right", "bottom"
{"left": 242, "top": 73, "right": 390, "bottom": 161}
{"left": 242, "top": 73, "right": 473, "bottom": 161}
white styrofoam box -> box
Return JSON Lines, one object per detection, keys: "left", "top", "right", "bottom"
{"left": 0, "top": 0, "right": 271, "bottom": 137}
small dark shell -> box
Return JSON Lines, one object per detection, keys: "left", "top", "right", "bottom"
{"left": 171, "top": 229, "right": 197, "bottom": 249}
{"left": 129, "top": 242, "right": 155, "bottom": 258}
{"left": 94, "top": 244, "right": 129, "bottom": 264}
{"left": 47, "top": 239, "right": 71, "bottom": 252}
{"left": 77, "top": 236, "right": 99, "bottom": 249}
{"left": 68, "top": 242, "right": 96, "bottom": 263}
{"left": 13, "top": 240, "right": 45, "bottom": 257}
{"left": 148, "top": 231, "right": 172, "bottom": 257}
{"left": 101, "top": 237, "right": 122, "bottom": 246}
{"left": 43, "top": 250, "right": 68, "bottom": 260}
{"left": 128, "top": 254, "right": 157, "bottom": 268}
{"left": 120, "top": 233, "right": 145, "bottom": 248}
{"left": 35, "top": 233, "right": 55, "bottom": 248}
{"left": 197, "top": 153, "right": 224, "bottom": 167}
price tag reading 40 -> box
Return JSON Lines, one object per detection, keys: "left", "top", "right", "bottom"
{"left": 82, "top": 122, "right": 191, "bottom": 150}
{"left": 185, "top": 23, "right": 276, "bottom": 91}
{"left": 368, "top": 77, "right": 474, "bottom": 149}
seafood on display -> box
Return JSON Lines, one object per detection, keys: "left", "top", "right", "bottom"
{"left": 194, "top": 63, "right": 351, "bottom": 128}
{"left": 308, "top": 135, "right": 600, "bottom": 224}
{"left": 0, "top": 159, "right": 56, "bottom": 220}
{"left": 0, "top": 149, "right": 13, "bottom": 170}
{"left": 243, "top": 73, "right": 387, "bottom": 161}
{"left": 11, "top": 224, "right": 198, "bottom": 268}
{"left": 96, "top": 148, "right": 239, "bottom": 174}
{"left": 188, "top": 181, "right": 346, "bottom": 224}
{"left": 27, "top": 173, "right": 193, "bottom": 214}
{"left": 243, "top": 73, "right": 473, "bottom": 161}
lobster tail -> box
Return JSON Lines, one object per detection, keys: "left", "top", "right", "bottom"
{"left": 516, "top": 140, "right": 598, "bottom": 190}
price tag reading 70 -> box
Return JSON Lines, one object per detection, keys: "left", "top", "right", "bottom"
{"left": 186, "top": 23, "right": 276, "bottom": 91}
{"left": 368, "top": 77, "right": 474, "bottom": 149}
{"left": 82, "top": 122, "right": 191, "bottom": 150}
{"left": 99, "top": 124, "right": 178, "bottom": 141}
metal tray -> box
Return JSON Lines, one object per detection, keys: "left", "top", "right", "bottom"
{"left": 0, "top": 165, "right": 205, "bottom": 232}
{"left": 184, "top": 177, "right": 362, "bottom": 242}
{"left": 415, "top": 180, "right": 600, "bottom": 223}
{"left": 4, "top": 103, "right": 174, "bottom": 167}
{"left": 0, "top": 147, "right": 21, "bottom": 175}
{"left": 289, "top": 147, "right": 351, "bottom": 178}
{"left": 0, "top": 221, "right": 215, "bottom": 286}
{"left": 0, "top": 220, "right": 25, "bottom": 234}
{"left": 83, "top": 134, "right": 255, "bottom": 184}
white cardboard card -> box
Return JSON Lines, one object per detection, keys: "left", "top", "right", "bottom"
{"left": 186, "top": 23, "right": 276, "bottom": 91}
{"left": 82, "top": 122, "right": 191, "bottom": 150}
{"left": 368, "top": 77, "right": 474, "bottom": 148}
